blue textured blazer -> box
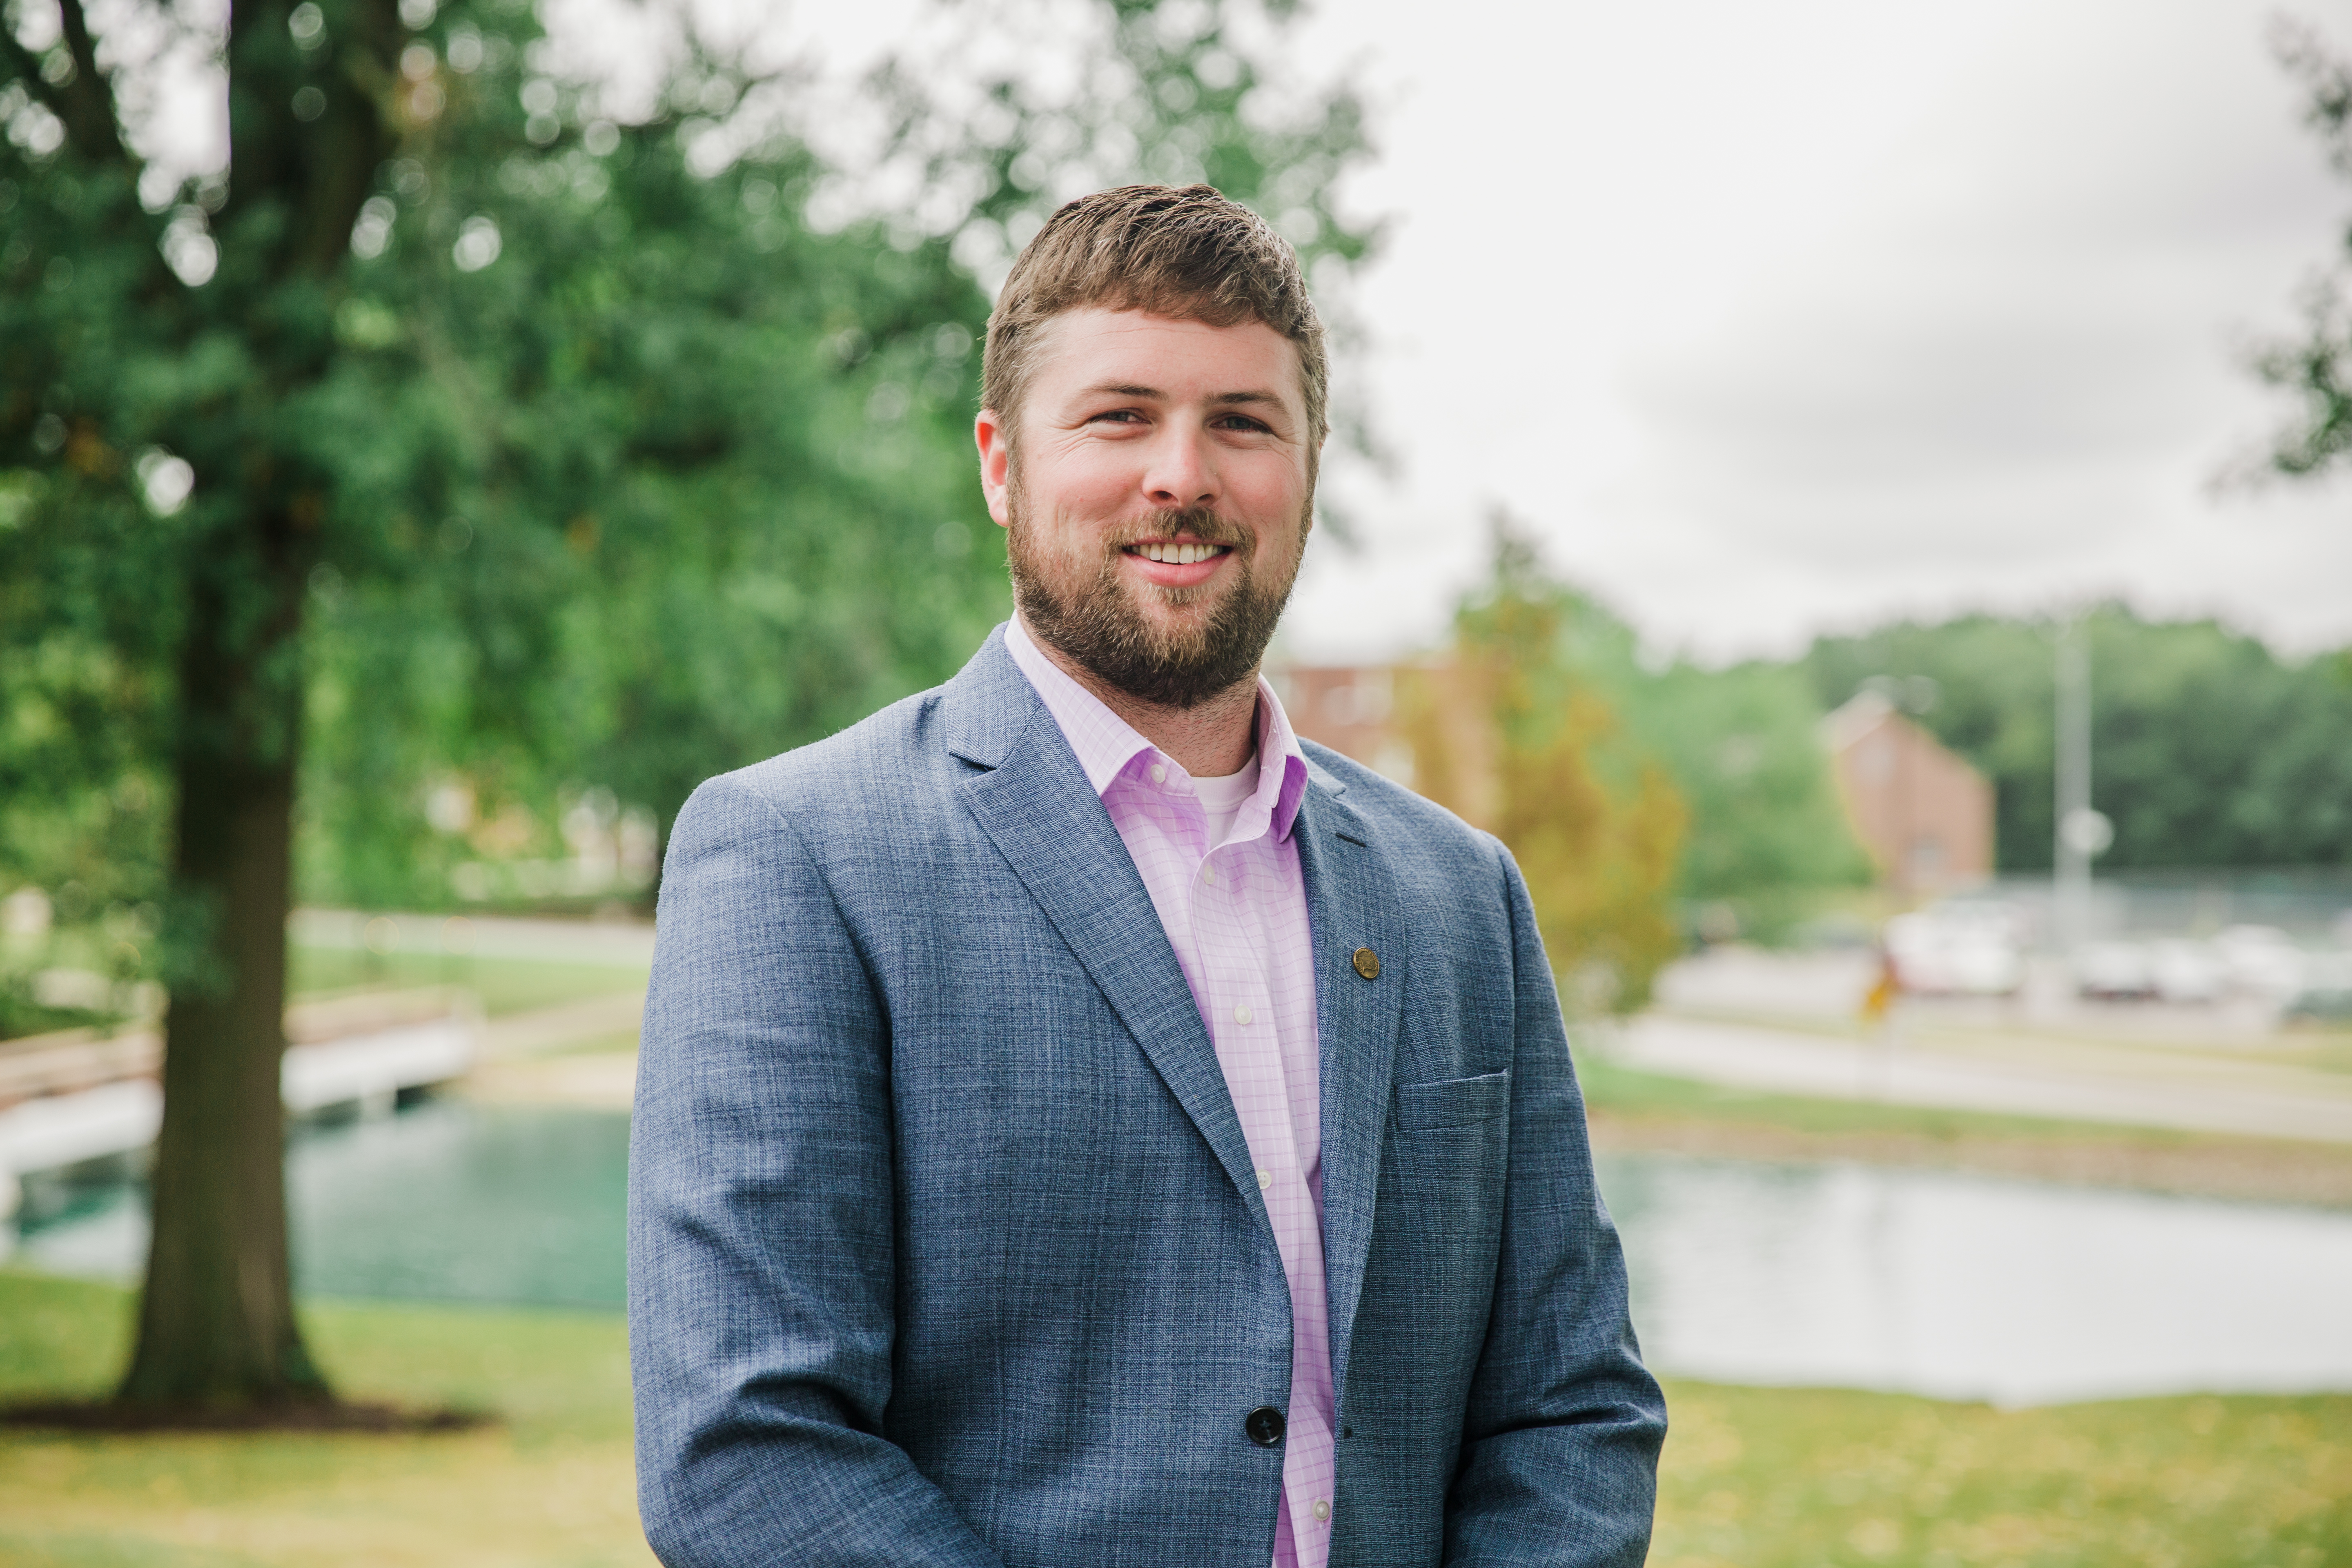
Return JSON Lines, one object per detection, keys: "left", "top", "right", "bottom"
{"left": 629, "top": 627, "right": 1665, "bottom": 1568}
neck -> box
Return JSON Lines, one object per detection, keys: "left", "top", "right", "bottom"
{"left": 1018, "top": 615, "right": 1261, "bottom": 777}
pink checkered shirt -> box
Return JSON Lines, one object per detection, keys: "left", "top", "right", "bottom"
{"left": 1004, "top": 615, "right": 1335, "bottom": 1568}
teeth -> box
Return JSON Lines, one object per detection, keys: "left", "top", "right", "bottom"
{"left": 1137, "top": 542, "right": 1222, "bottom": 564}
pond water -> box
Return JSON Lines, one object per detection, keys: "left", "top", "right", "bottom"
{"left": 1601, "top": 1154, "right": 2352, "bottom": 1406}
{"left": 7, "top": 1101, "right": 630, "bottom": 1310}
{"left": 8, "top": 1099, "right": 2352, "bottom": 1406}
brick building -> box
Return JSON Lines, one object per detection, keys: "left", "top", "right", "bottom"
{"left": 1270, "top": 666, "right": 1419, "bottom": 787}
{"left": 1822, "top": 691, "right": 1995, "bottom": 898}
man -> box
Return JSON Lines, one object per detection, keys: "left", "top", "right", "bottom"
{"left": 630, "top": 184, "right": 1665, "bottom": 1568}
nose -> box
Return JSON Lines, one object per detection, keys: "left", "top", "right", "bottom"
{"left": 1139, "top": 425, "right": 1217, "bottom": 513}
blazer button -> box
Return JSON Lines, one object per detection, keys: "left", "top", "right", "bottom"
{"left": 1352, "top": 947, "right": 1380, "bottom": 980}
{"left": 1244, "top": 1406, "right": 1286, "bottom": 1447}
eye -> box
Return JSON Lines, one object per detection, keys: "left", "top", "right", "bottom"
{"left": 1212, "top": 412, "right": 1273, "bottom": 434}
{"left": 1088, "top": 408, "right": 1146, "bottom": 425}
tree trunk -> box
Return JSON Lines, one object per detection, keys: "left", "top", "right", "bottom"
{"left": 118, "top": 516, "right": 324, "bottom": 1410}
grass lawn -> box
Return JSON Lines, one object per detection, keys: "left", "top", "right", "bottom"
{"left": 2, "top": 947, "right": 648, "bottom": 1047}
{"left": 1655, "top": 1381, "right": 2352, "bottom": 1568}
{"left": 1575, "top": 1052, "right": 2352, "bottom": 1209}
{"left": 4, "top": 1271, "right": 2348, "bottom": 1566}
{"left": 285, "top": 947, "right": 646, "bottom": 1019}
{"left": 0, "top": 1272, "right": 649, "bottom": 1568}
{"left": 1574, "top": 1051, "right": 2166, "bottom": 1143}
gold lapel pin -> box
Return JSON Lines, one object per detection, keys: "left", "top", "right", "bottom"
{"left": 1352, "top": 947, "right": 1380, "bottom": 981}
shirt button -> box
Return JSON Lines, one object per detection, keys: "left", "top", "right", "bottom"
{"left": 1256, "top": 1168, "right": 1271, "bottom": 1189}
{"left": 1149, "top": 762, "right": 1167, "bottom": 784}
{"left": 1313, "top": 1500, "right": 1332, "bottom": 1523}
{"left": 1234, "top": 1004, "right": 1252, "bottom": 1025}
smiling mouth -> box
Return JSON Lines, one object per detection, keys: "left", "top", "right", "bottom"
{"left": 1123, "top": 541, "right": 1233, "bottom": 565}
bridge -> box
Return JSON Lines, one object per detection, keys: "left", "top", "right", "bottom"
{"left": 0, "top": 989, "right": 478, "bottom": 1219}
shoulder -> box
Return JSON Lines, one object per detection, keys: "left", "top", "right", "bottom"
{"left": 1297, "top": 739, "right": 1506, "bottom": 884}
{"left": 673, "top": 684, "right": 964, "bottom": 849}
{"left": 676, "top": 628, "right": 1036, "bottom": 842}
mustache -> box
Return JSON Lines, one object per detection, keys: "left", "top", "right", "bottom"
{"left": 1100, "top": 507, "right": 1251, "bottom": 552}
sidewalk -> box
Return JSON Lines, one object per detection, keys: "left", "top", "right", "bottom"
{"left": 1600, "top": 1011, "right": 2352, "bottom": 1145}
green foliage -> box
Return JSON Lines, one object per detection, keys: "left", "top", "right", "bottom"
{"left": 2, "top": 0, "right": 1381, "bottom": 924}
{"left": 1803, "top": 606, "right": 2352, "bottom": 872}
{"left": 0, "top": 142, "right": 178, "bottom": 931}
{"left": 2252, "top": 21, "right": 2352, "bottom": 479}
{"left": 879, "top": 0, "right": 1374, "bottom": 273}
{"left": 0, "top": 987, "right": 106, "bottom": 1042}
{"left": 2, "top": 0, "right": 1378, "bottom": 1403}
{"left": 870, "top": 0, "right": 1382, "bottom": 451}
{"left": 1616, "top": 660, "right": 1874, "bottom": 942}
{"left": 1403, "top": 526, "right": 1688, "bottom": 1013}
{"left": 1414, "top": 523, "right": 1868, "bottom": 956}
{"left": 288, "top": 32, "right": 1014, "bottom": 907}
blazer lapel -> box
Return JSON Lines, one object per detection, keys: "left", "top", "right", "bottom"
{"left": 1292, "top": 766, "right": 1406, "bottom": 1411}
{"left": 944, "top": 633, "right": 1272, "bottom": 1232}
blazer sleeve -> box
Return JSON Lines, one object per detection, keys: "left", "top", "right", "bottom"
{"left": 628, "top": 774, "right": 1004, "bottom": 1568}
{"left": 1443, "top": 842, "right": 1668, "bottom": 1567}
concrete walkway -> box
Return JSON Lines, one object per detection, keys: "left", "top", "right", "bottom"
{"left": 461, "top": 1049, "right": 640, "bottom": 1110}
{"left": 454, "top": 984, "right": 2352, "bottom": 1139}
{"left": 1601, "top": 1012, "right": 2352, "bottom": 1145}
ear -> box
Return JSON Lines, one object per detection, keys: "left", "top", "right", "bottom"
{"left": 975, "top": 409, "right": 1014, "bottom": 528}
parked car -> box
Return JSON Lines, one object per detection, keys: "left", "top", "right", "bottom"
{"left": 2214, "top": 925, "right": 2306, "bottom": 999}
{"left": 1886, "top": 901, "right": 2026, "bottom": 997}
{"left": 2147, "top": 939, "right": 2225, "bottom": 1005}
{"left": 2075, "top": 941, "right": 2156, "bottom": 1001}
{"left": 2283, "top": 952, "right": 2352, "bottom": 1023}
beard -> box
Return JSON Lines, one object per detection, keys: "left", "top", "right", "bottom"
{"left": 1005, "top": 483, "right": 1307, "bottom": 711}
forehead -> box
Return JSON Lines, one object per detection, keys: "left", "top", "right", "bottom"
{"left": 1027, "top": 308, "right": 1302, "bottom": 407}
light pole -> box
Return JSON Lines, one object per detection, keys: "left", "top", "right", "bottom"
{"left": 2054, "top": 617, "right": 2113, "bottom": 952}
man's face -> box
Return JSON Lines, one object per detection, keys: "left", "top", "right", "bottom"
{"left": 976, "top": 308, "right": 1316, "bottom": 709}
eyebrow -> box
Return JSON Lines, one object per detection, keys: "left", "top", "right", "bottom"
{"left": 1080, "top": 383, "right": 1287, "bottom": 409}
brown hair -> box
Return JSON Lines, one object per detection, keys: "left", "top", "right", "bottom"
{"left": 982, "top": 184, "right": 1328, "bottom": 455}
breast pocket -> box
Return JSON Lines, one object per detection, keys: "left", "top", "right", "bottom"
{"left": 1393, "top": 1068, "right": 1512, "bottom": 1131}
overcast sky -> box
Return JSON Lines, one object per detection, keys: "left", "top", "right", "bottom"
{"left": 1272, "top": 0, "right": 2352, "bottom": 665}
{"left": 130, "top": 0, "right": 2352, "bottom": 665}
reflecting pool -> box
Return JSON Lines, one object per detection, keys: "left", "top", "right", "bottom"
{"left": 1596, "top": 1152, "right": 2352, "bottom": 1406}
{"left": 9, "top": 1099, "right": 2352, "bottom": 1405}
{"left": 9, "top": 1100, "right": 630, "bottom": 1309}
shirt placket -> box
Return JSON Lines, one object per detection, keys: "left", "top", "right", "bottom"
{"left": 1193, "top": 842, "right": 1294, "bottom": 1198}
{"left": 1193, "top": 834, "right": 1335, "bottom": 1568}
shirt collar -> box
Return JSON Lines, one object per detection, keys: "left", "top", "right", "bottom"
{"left": 1002, "top": 615, "right": 1310, "bottom": 842}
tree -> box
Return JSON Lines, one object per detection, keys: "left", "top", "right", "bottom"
{"left": 6, "top": 0, "right": 416, "bottom": 1411}
{"left": 1802, "top": 607, "right": 2352, "bottom": 873}
{"left": 288, "top": 49, "right": 1012, "bottom": 917}
{"left": 1618, "top": 658, "right": 1873, "bottom": 942}
{"left": 1399, "top": 521, "right": 1688, "bottom": 1014}
{"left": 2250, "top": 20, "right": 2352, "bottom": 479}
{"left": 293, "top": 0, "right": 1384, "bottom": 915}
{"left": 2, "top": 0, "right": 1375, "bottom": 1413}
